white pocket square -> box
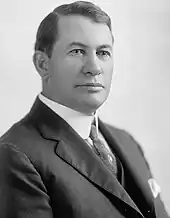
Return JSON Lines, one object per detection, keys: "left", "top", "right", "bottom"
{"left": 148, "top": 178, "right": 161, "bottom": 198}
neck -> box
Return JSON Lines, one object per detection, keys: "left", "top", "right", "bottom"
{"left": 41, "top": 91, "right": 96, "bottom": 116}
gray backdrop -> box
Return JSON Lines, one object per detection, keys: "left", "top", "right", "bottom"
{"left": 0, "top": 0, "right": 169, "bottom": 213}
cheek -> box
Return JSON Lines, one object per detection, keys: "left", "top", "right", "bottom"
{"left": 103, "top": 65, "right": 114, "bottom": 86}
{"left": 58, "top": 59, "right": 83, "bottom": 82}
{"left": 65, "top": 57, "right": 83, "bottom": 71}
{"left": 51, "top": 63, "right": 80, "bottom": 88}
{"left": 58, "top": 56, "right": 83, "bottom": 72}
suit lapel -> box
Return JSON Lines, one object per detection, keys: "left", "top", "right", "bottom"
{"left": 55, "top": 125, "right": 143, "bottom": 215}
{"left": 29, "top": 98, "right": 143, "bottom": 216}
{"left": 98, "top": 119, "right": 154, "bottom": 206}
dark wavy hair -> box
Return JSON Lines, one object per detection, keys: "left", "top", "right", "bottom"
{"left": 34, "top": 1, "right": 113, "bottom": 58}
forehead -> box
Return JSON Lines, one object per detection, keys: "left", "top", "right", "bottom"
{"left": 56, "top": 15, "right": 113, "bottom": 48}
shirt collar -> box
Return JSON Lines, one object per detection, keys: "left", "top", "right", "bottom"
{"left": 39, "top": 93, "right": 98, "bottom": 139}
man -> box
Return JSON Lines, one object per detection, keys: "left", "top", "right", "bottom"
{"left": 0, "top": 1, "right": 169, "bottom": 217}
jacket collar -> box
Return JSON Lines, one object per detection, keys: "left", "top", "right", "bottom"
{"left": 28, "top": 97, "right": 144, "bottom": 217}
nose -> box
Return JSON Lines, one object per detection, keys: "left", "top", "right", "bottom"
{"left": 82, "top": 54, "right": 102, "bottom": 76}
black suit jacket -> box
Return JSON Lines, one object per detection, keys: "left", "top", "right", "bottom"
{"left": 0, "top": 98, "right": 169, "bottom": 218}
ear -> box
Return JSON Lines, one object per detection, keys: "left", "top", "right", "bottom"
{"left": 33, "top": 51, "right": 50, "bottom": 80}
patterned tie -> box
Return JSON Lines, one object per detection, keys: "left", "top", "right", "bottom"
{"left": 89, "top": 124, "right": 118, "bottom": 176}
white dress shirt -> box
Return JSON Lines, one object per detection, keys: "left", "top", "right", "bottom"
{"left": 39, "top": 93, "right": 98, "bottom": 140}
{"left": 39, "top": 93, "right": 111, "bottom": 152}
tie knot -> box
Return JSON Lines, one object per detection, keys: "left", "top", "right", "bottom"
{"left": 90, "top": 124, "right": 98, "bottom": 140}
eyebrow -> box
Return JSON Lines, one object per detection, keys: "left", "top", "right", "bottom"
{"left": 66, "top": 42, "right": 113, "bottom": 51}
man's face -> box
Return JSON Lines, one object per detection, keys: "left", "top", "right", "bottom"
{"left": 47, "top": 15, "right": 114, "bottom": 114}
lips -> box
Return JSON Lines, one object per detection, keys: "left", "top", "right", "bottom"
{"left": 75, "top": 83, "right": 104, "bottom": 88}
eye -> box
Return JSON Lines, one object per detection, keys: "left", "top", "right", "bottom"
{"left": 69, "top": 49, "right": 85, "bottom": 56}
{"left": 97, "top": 50, "right": 111, "bottom": 59}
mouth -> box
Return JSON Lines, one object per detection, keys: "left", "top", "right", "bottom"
{"left": 75, "top": 83, "right": 104, "bottom": 88}
{"left": 75, "top": 83, "right": 104, "bottom": 93}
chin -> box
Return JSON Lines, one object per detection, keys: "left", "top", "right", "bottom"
{"left": 84, "top": 99, "right": 105, "bottom": 112}
{"left": 74, "top": 93, "right": 108, "bottom": 113}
